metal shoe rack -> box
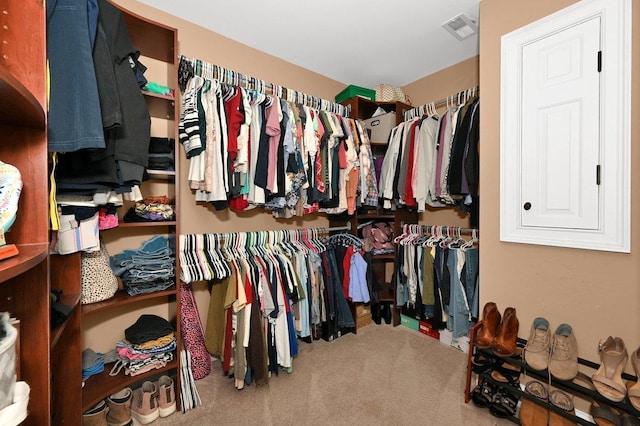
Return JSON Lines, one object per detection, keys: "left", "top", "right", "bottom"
{"left": 464, "top": 321, "right": 640, "bottom": 425}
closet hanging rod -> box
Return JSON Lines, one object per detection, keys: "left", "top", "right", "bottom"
{"left": 179, "top": 55, "right": 350, "bottom": 117}
{"left": 187, "top": 221, "right": 352, "bottom": 239}
{"left": 419, "top": 224, "right": 479, "bottom": 235}
{"left": 403, "top": 86, "right": 479, "bottom": 121}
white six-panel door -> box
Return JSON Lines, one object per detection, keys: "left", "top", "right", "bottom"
{"left": 520, "top": 16, "right": 600, "bottom": 230}
{"left": 500, "top": 0, "right": 630, "bottom": 252}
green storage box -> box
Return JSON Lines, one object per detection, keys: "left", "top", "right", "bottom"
{"left": 335, "top": 84, "right": 376, "bottom": 103}
{"left": 400, "top": 314, "right": 419, "bottom": 331}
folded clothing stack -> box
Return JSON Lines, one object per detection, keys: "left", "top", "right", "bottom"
{"left": 123, "top": 195, "right": 175, "bottom": 223}
{"left": 112, "top": 315, "right": 176, "bottom": 377}
{"left": 146, "top": 137, "right": 174, "bottom": 172}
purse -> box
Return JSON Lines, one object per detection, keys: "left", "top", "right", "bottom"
{"left": 81, "top": 241, "right": 119, "bottom": 304}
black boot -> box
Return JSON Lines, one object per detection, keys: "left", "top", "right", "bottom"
{"left": 371, "top": 303, "right": 382, "bottom": 325}
{"left": 382, "top": 303, "right": 392, "bottom": 324}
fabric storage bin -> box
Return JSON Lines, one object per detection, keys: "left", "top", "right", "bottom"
{"left": 363, "top": 112, "right": 396, "bottom": 143}
{"left": 0, "top": 314, "right": 17, "bottom": 411}
{"left": 335, "top": 84, "right": 376, "bottom": 103}
{"left": 0, "top": 381, "right": 29, "bottom": 426}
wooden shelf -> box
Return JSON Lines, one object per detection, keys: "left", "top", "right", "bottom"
{"left": 145, "top": 169, "right": 176, "bottom": 180}
{"left": 371, "top": 254, "right": 395, "bottom": 260}
{"left": 143, "top": 91, "right": 175, "bottom": 120}
{"left": 116, "top": 221, "right": 177, "bottom": 228}
{"left": 82, "top": 358, "right": 178, "bottom": 412}
{"left": 0, "top": 243, "right": 48, "bottom": 284}
{"left": 82, "top": 287, "right": 177, "bottom": 316}
{"left": 0, "top": 67, "right": 46, "bottom": 129}
{"left": 51, "top": 293, "right": 81, "bottom": 349}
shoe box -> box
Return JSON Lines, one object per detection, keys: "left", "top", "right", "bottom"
{"left": 355, "top": 303, "right": 371, "bottom": 329}
{"left": 418, "top": 319, "right": 440, "bottom": 340}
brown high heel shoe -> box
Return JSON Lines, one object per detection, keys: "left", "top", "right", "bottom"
{"left": 493, "top": 307, "right": 519, "bottom": 357}
{"left": 475, "top": 302, "right": 501, "bottom": 349}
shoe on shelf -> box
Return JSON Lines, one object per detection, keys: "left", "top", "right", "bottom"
{"left": 592, "top": 336, "right": 628, "bottom": 402}
{"left": 106, "top": 387, "right": 133, "bottom": 426}
{"left": 131, "top": 381, "right": 159, "bottom": 425}
{"left": 590, "top": 400, "right": 622, "bottom": 426}
{"left": 626, "top": 345, "right": 640, "bottom": 412}
{"left": 548, "top": 324, "right": 579, "bottom": 381}
{"left": 83, "top": 400, "right": 109, "bottom": 426}
{"left": 493, "top": 307, "right": 519, "bottom": 357}
{"left": 475, "top": 302, "right": 501, "bottom": 349}
{"left": 524, "top": 317, "right": 551, "bottom": 371}
{"left": 519, "top": 380, "right": 549, "bottom": 426}
{"left": 490, "top": 362, "right": 521, "bottom": 387}
{"left": 156, "top": 375, "right": 177, "bottom": 418}
{"left": 548, "top": 389, "right": 575, "bottom": 426}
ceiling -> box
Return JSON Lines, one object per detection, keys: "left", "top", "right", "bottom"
{"left": 136, "top": 0, "right": 480, "bottom": 88}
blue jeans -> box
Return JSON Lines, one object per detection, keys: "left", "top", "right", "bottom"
{"left": 47, "top": 0, "right": 105, "bottom": 152}
{"left": 110, "top": 235, "right": 175, "bottom": 276}
{"left": 446, "top": 249, "right": 475, "bottom": 338}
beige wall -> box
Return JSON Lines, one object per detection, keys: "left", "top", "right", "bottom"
{"left": 480, "top": 0, "right": 640, "bottom": 365}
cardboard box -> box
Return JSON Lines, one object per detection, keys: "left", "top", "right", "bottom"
{"left": 363, "top": 112, "right": 396, "bottom": 144}
{"left": 355, "top": 304, "right": 371, "bottom": 318}
{"left": 356, "top": 313, "right": 372, "bottom": 329}
{"left": 418, "top": 320, "right": 440, "bottom": 340}
{"left": 400, "top": 314, "right": 419, "bottom": 331}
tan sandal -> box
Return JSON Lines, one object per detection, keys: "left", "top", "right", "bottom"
{"left": 592, "top": 336, "right": 628, "bottom": 402}
{"left": 626, "top": 345, "right": 640, "bottom": 411}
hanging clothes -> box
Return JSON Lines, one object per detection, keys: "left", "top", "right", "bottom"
{"left": 395, "top": 225, "right": 479, "bottom": 337}
{"left": 376, "top": 96, "right": 480, "bottom": 220}
{"left": 178, "top": 65, "right": 377, "bottom": 218}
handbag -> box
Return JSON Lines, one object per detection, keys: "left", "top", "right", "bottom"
{"left": 81, "top": 241, "right": 119, "bottom": 304}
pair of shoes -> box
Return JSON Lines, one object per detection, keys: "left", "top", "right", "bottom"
{"left": 592, "top": 337, "right": 628, "bottom": 403}
{"left": 471, "top": 374, "right": 519, "bottom": 419}
{"left": 475, "top": 302, "right": 519, "bottom": 357}
{"left": 626, "top": 346, "right": 640, "bottom": 412}
{"left": 82, "top": 388, "right": 134, "bottom": 426}
{"left": 131, "top": 376, "right": 176, "bottom": 424}
{"left": 519, "top": 380, "right": 548, "bottom": 426}
{"left": 371, "top": 303, "right": 382, "bottom": 325}
{"left": 376, "top": 303, "right": 392, "bottom": 325}
{"left": 524, "top": 318, "right": 579, "bottom": 381}
{"left": 83, "top": 400, "right": 109, "bottom": 426}
{"left": 590, "top": 400, "right": 640, "bottom": 426}
{"left": 519, "top": 380, "right": 575, "bottom": 426}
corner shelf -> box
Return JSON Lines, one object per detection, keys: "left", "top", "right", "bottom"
{"left": 0, "top": 67, "right": 46, "bottom": 129}
{"left": 0, "top": 243, "right": 48, "bottom": 283}
{"left": 81, "top": 287, "right": 177, "bottom": 316}
{"left": 82, "top": 358, "right": 178, "bottom": 412}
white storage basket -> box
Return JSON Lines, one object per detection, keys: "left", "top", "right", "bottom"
{"left": 0, "top": 314, "right": 17, "bottom": 411}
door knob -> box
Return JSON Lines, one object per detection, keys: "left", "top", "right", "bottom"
{"left": 523, "top": 202, "right": 532, "bottom": 211}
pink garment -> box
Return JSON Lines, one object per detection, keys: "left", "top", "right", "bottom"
{"left": 265, "top": 98, "right": 281, "bottom": 193}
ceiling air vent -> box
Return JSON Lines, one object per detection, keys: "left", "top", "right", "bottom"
{"left": 442, "top": 13, "right": 478, "bottom": 41}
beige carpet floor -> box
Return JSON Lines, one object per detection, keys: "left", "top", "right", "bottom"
{"left": 156, "top": 323, "right": 511, "bottom": 425}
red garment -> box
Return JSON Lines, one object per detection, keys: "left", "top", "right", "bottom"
{"left": 342, "top": 246, "right": 355, "bottom": 300}
{"left": 404, "top": 120, "right": 420, "bottom": 207}
{"left": 224, "top": 90, "right": 244, "bottom": 163}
